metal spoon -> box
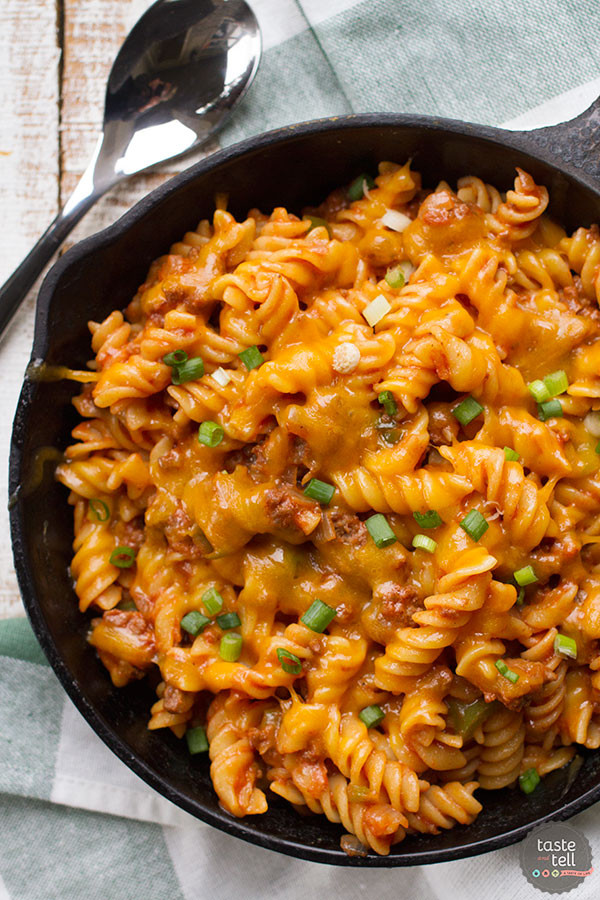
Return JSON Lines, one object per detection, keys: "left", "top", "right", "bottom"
{"left": 0, "top": 0, "right": 261, "bottom": 338}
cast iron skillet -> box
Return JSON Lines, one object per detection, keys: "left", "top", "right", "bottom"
{"left": 9, "top": 102, "right": 600, "bottom": 866}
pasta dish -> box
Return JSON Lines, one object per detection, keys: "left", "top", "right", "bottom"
{"left": 56, "top": 162, "right": 600, "bottom": 855}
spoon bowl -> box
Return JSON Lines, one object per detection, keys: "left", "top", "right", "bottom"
{"left": 0, "top": 0, "right": 261, "bottom": 338}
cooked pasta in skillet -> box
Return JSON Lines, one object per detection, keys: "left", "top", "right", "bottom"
{"left": 57, "top": 162, "right": 600, "bottom": 855}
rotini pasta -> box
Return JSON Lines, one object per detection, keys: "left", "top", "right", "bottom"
{"left": 57, "top": 162, "right": 600, "bottom": 855}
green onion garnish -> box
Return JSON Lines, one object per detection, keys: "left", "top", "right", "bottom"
{"left": 348, "top": 173, "right": 376, "bottom": 201}
{"left": 554, "top": 633, "right": 577, "bottom": 659}
{"left": 304, "top": 215, "right": 332, "bottom": 237}
{"left": 303, "top": 478, "right": 335, "bottom": 505}
{"left": 503, "top": 447, "right": 520, "bottom": 462}
{"left": 89, "top": 498, "right": 110, "bottom": 522}
{"left": 460, "top": 509, "right": 489, "bottom": 542}
{"left": 220, "top": 632, "right": 243, "bottom": 662}
{"left": 519, "top": 768, "right": 540, "bottom": 795}
{"left": 181, "top": 611, "right": 210, "bottom": 636}
{"left": 544, "top": 370, "right": 569, "bottom": 398}
{"left": 452, "top": 396, "right": 484, "bottom": 426}
{"left": 186, "top": 725, "right": 209, "bottom": 755}
{"left": 117, "top": 599, "right": 137, "bottom": 611}
{"left": 276, "top": 647, "right": 302, "bottom": 675}
{"left": 171, "top": 357, "right": 205, "bottom": 384}
{"left": 528, "top": 379, "right": 550, "bottom": 403}
{"left": 514, "top": 565, "right": 538, "bottom": 587}
{"left": 109, "top": 547, "right": 136, "bottom": 568}
{"left": 358, "top": 705, "right": 385, "bottom": 728}
{"left": 385, "top": 266, "right": 405, "bottom": 289}
{"left": 516, "top": 587, "right": 525, "bottom": 606}
{"left": 365, "top": 513, "right": 397, "bottom": 548}
{"left": 495, "top": 659, "right": 519, "bottom": 683}
{"left": 413, "top": 510, "right": 442, "bottom": 529}
{"left": 596, "top": 440, "right": 600, "bottom": 454}
{"left": 447, "top": 698, "right": 493, "bottom": 740}
{"left": 202, "top": 587, "right": 224, "bottom": 616}
{"left": 538, "top": 399, "right": 563, "bottom": 421}
{"left": 301, "top": 598, "right": 336, "bottom": 633}
{"left": 238, "top": 345, "right": 264, "bottom": 370}
{"left": 198, "top": 421, "right": 224, "bottom": 447}
{"left": 163, "top": 350, "right": 188, "bottom": 367}
{"left": 378, "top": 390, "right": 398, "bottom": 416}
{"left": 216, "top": 612, "right": 241, "bottom": 630}
{"left": 381, "top": 428, "right": 400, "bottom": 445}
{"left": 412, "top": 534, "right": 437, "bottom": 553}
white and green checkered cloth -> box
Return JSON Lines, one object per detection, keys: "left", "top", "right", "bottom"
{"left": 3, "top": 1, "right": 600, "bottom": 897}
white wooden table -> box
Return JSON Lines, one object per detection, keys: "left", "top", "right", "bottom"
{"left": 0, "top": 0, "right": 219, "bottom": 618}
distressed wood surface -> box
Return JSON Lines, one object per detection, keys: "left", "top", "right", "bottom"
{"left": 0, "top": 0, "right": 60, "bottom": 618}
{"left": 0, "top": 0, "right": 218, "bottom": 619}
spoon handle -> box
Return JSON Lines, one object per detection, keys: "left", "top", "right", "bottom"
{"left": 0, "top": 141, "right": 111, "bottom": 341}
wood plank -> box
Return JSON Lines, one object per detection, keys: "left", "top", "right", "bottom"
{"left": 0, "top": 0, "right": 61, "bottom": 618}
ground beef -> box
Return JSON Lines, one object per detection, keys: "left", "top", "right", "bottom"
{"left": 163, "top": 685, "right": 192, "bottom": 714}
{"left": 263, "top": 485, "right": 321, "bottom": 535}
{"left": 328, "top": 510, "right": 367, "bottom": 547}
{"left": 378, "top": 583, "right": 421, "bottom": 627}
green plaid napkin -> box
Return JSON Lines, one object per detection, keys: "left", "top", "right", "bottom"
{"left": 4, "top": 1, "right": 600, "bottom": 897}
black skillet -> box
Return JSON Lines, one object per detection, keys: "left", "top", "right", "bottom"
{"left": 9, "top": 103, "right": 600, "bottom": 866}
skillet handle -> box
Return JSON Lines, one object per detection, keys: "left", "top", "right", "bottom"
{"left": 517, "top": 96, "right": 600, "bottom": 180}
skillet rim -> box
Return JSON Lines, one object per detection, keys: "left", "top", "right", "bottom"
{"left": 10, "top": 110, "right": 600, "bottom": 867}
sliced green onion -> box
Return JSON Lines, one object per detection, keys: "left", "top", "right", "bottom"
{"left": 544, "top": 370, "right": 569, "bottom": 397}
{"left": 381, "top": 428, "right": 400, "bottom": 445}
{"left": 117, "top": 599, "right": 137, "bottom": 611}
{"left": 378, "top": 390, "right": 398, "bottom": 416}
{"left": 385, "top": 266, "right": 405, "bottom": 289}
{"left": 198, "top": 421, "right": 224, "bottom": 447}
{"left": 220, "top": 632, "right": 243, "bottom": 662}
{"left": 301, "top": 598, "right": 336, "bottom": 633}
{"left": 554, "top": 633, "right": 577, "bottom": 660}
{"left": 516, "top": 587, "right": 525, "bottom": 607}
{"left": 181, "top": 611, "right": 210, "bottom": 636}
{"left": 365, "top": 513, "right": 397, "bottom": 548}
{"left": 503, "top": 446, "right": 520, "bottom": 462}
{"left": 460, "top": 509, "right": 489, "bottom": 542}
{"left": 186, "top": 725, "right": 209, "bottom": 755}
{"left": 359, "top": 705, "right": 385, "bottom": 728}
{"left": 495, "top": 659, "right": 519, "bottom": 683}
{"left": 413, "top": 510, "right": 442, "bottom": 529}
{"left": 452, "top": 396, "right": 484, "bottom": 426}
{"left": 211, "top": 366, "right": 231, "bottom": 387}
{"left": 528, "top": 379, "right": 550, "bottom": 403}
{"left": 447, "top": 698, "right": 493, "bottom": 740}
{"left": 89, "top": 498, "right": 110, "bottom": 522}
{"left": 216, "top": 612, "right": 241, "bottom": 630}
{"left": 109, "top": 546, "right": 136, "bottom": 568}
{"left": 239, "top": 345, "right": 264, "bottom": 371}
{"left": 596, "top": 440, "right": 600, "bottom": 455}
{"left": 171, "top": 357, "right": 205, "bottom": 384}
{"left": 412, "top": 534, "right": 437, "bottom": 553}
{"left": 519, "top": 768, "right": 540, "bottom": 795}
{"left": 538, "top": 399, "right": 563, "bottom": 421}
{"left": 202, "top": 587, "right": 224, "bottom": 616}
{"left": 303, "top": 478, "right": 335, "bottom": 505}
{"left": 363, "top": 294, "right": 391, "bottom": 327}
{"left": 348, "top": 173, "right": 376, "bottom": 201}
{"left": 304, "top": 215, "right": 332, "bottom": 237}
{"left": 276, "top": 647, "right": 302, "bottom": 675}
{"left": 514, "top": 565, "right": 538, "bottom": 587}
{"left": 163, "top": 350, "right": 188, "bottom": 367}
